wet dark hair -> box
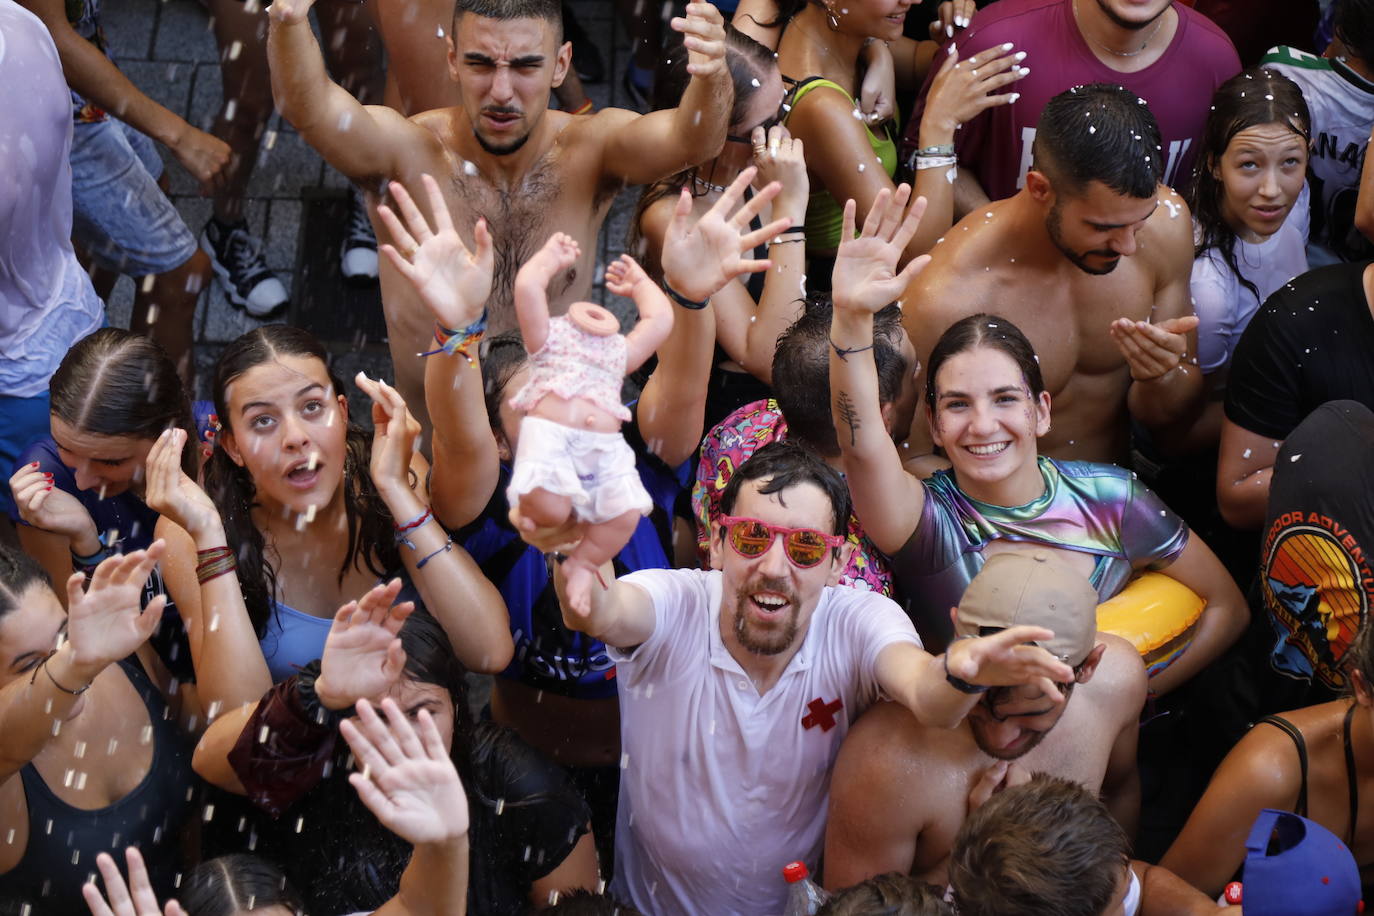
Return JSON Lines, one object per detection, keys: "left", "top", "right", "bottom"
{"left": 924, "top": 314, "right": 1046, "bottom": 412}
{"left": 48, "top": 328, "right": 198, "bottom": 480}
{"left": 718, "top": 439, "right": 852, "bottom": 539}
{"left": 1031, "top": 84, "right": 1163, "bottom": 200}
{"left": 1345, "top": 617, "right": 1374, "bottom": 698}
{"left": 818, "top": 873, "right": 954, "bottom": 916}
{"left": 179, "top": 854, "right": 306, "bottom": 916}
{"left": 1187, "top": 68, "right": 1310, "bottom": 303}
{"left": 773, "top": 294, "right": 908, "bottom": 457}
{"left": 544, "top": 889, "right": 648, "bottom": 915}
{"left": 629, "top": 26, "right": 779, "bottom": 254}
{"left": 452, "top": 0, "right": 561, "bottom": 44}
{"left": 478, "top": 331, "right": 531, "bottom": 436}
{"left": 949, "top": 775, "right": 1129, "bottom": 916}
{"left": 202, "top": 326, "right": 399, "bottom": 637}
{"left": 1337, "top": 0, "right": 1374, "bottom": 66}
{"left": 0, "top": 543, "right": 53, "bottom": 623}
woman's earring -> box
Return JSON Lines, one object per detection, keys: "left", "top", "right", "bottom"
{"left": 826, "top": 5, "right": 841, "bottom": 29}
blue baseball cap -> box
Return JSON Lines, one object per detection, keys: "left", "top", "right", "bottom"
{"left": 1242, "top": 809, "right": 1361, "bottom": 915}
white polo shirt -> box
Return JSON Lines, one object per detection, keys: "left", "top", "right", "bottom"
{"left": 607, "top": 568, "right": 922, "bottom": 916}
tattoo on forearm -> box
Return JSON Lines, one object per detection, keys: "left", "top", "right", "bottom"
{"left": 837, "top": 391, "right": 861, "bottom": 447}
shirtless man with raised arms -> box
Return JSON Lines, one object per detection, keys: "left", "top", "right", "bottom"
{"left": 267, "top": 0, "right": 732, "bottom": 438}
{"left": 823, "top": 552, "right": 1147, "bottom": 889}
{"left": 899, "top": 83, "right": 1201, "bottom": 469}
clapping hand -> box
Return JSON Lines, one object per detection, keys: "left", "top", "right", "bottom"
{"left": 1109, "top": 315, "right": 1200, "bottom": 382}
{"left": 9, "top": 462, "right": 100, "bottom": 550}
{"left": 749, "top": 124, "right": 808, "bottom": 225}
{"left": 356, "top": 372, "right": 421, "bottom": 499}
{"left": 66, "top": 544, "right": 168, "bottom": 672}
{"left": 659, "top": 167, "right": 792, "bottom": 302}
{"left": 313, "top": 579, "right": 415, "bottom": 712}
{"left": 377, "top": 175, "right": 492, "bottom": 332}
{"left": 944, "top": 626, "right": 1075, "bottom": 699}
{"left": 144, "top": 429, "right": 222, "bottom": 541}
{"left": 671, "top": 2, "right": 727, "bottom": 78}
{"left": 82, "top": 846, "right": 187, "bottom": 916}
{"left": 832, "top": 186, "right": 930, "bottom": 313}
{"left": 341, "top": 697, "right": 469, "bottom": 845}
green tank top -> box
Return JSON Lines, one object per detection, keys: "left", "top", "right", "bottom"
{"left": 783, "top": 77, "right": 898, "bottom": 252}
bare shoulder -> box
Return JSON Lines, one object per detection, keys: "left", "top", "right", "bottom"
{"left": 1138, "top": 185, "right": 1194, "bottom": 272}
{"left": 404, "top": 108, "right": 466, "bottom": 162}
{"left": 832, "top": 701, "right": 938, "bottom": 815}
{"left": 1087, "top": 633, "right": 1148, "bottom": 720}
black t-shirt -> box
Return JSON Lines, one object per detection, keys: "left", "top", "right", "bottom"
{"left": 1259, "top": 400, "right": 1374, "bottom": 694}
{"left": 1225, "top": 261, "right": 1374, "bottom": 440}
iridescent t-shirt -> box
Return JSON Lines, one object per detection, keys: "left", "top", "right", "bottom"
{"left": 894, "top": 457, "right": 1188, "bottom": 646}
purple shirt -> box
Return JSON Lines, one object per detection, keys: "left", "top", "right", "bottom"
{"left": 903, "top": 0, "right": 1241, "bottom": 200}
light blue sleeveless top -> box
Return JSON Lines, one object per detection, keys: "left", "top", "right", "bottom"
{"left": 259, "top": 601, "right": 332, "bottom": 683}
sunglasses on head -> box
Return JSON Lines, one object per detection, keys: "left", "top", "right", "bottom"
{"left": 717, "top": 514, "right": 845, "bottom": 568}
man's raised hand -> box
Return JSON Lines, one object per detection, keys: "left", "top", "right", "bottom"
{"left": 671, "top": 2, "right": 727, "bottom": 77}
{"left": 378, "top": 175, "right": 492, "bottom": 331}
{"left": 944, "top": 625, "right": 1075, "bottom": 699}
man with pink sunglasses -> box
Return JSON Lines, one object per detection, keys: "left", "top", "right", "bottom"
{"left": 531, "top": 439, "right": 1078, "bottom": 916}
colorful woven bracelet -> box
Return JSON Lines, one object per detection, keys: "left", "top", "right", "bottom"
{"left": 196, "top": 548, "right": 238, "bottom": 585}
{"left": 420, "top": 310, "right": 488, "bottom": 363}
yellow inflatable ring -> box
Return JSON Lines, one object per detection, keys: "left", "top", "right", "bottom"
{"left": 1096, "top": 572, "right": 1205, "bottom": 678}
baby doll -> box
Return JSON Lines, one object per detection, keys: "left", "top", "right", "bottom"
{"left": 508, "top": 232, "right": 675, "bottom": 614}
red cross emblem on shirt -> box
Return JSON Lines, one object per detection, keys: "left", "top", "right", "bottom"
{"left": 801, "top": 697, "right": 843, "bottom": 732}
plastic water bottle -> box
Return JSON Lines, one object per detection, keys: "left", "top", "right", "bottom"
{"left": 782, "top": 861, "right": 830, "bottom": 916}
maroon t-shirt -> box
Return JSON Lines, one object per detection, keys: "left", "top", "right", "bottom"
{"left": 902, "top": 0, "right": 1240, "bottom": 200}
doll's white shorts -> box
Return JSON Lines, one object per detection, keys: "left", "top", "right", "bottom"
{"left": 506, "top": 415, "right": 653, "bottom": 525}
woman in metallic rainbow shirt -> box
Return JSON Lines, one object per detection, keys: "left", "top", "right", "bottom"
{"left": 825, "top": 203, "right": 1247, "bottom": 695}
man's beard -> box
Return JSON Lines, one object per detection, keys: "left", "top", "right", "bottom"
{"left": 731, "top": 577, "right": 801, "bottom": 656}
{"left": 1094, "top": 0, "right": 1168, "bottom": 31}
{"left": 474, "top": 111, "right": 533, "bottom": 157}
{"left": 1046, "top": 200, "right": 1121, "bottom": 276}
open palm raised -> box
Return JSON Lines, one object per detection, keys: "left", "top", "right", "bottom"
{"left": 314, "top": 579, "right": 416, "bottom": 711}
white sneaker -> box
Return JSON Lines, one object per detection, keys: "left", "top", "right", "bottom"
{"left": 200, "top": 218, "right": 289, "bottom": 317}
{"left": 341, "top": 187, "right": 379, "bottom": 284}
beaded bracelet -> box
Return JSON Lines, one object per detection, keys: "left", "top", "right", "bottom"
{"left": 419, "top": 309, "right": 488, "bottom": 363}
{"left": 416, "top": 535, "right": 453, "bottom": 569}
{"left": 196, "top": 546, "right": 238, "bottom": 585}
{"left": 662, "top": 281, "right": 710, "bottom": 311}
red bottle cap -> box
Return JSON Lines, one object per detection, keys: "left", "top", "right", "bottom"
{"left": 1223, "top": 882, "right": 1243, "bottom": 905}
{"left": 783, "top": 862, "right": 810, "bottom": 884}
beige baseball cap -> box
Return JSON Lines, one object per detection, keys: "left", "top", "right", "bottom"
{"left": 955, "top": 551, "right": 1099, "bottom": 667}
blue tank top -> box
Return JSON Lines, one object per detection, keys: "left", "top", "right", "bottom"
{"left": 259, "top": 601, "right": 333, "bottom": 683}
{"left": 0, "top": 661, "right": 194, "bottom": 916}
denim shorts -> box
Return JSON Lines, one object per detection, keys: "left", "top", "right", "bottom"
{"left": 70, "top": 118, "right": 198, "bottom": 276}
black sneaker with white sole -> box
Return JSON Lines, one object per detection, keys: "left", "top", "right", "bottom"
{"left": 200, "top": 217, "right": 289, "bottom": 317}
{"left": 340, "top": 187, "right": 379, "bottom": 285}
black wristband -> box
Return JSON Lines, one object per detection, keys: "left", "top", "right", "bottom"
{"left": 295, "top": 659, "right": 348, "bottom": 727}
{"left": 942, "top": 649, "right": 989, "bottom": 695}
{"left": 663, "top": 281, "right": 710, "bottom": 310}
